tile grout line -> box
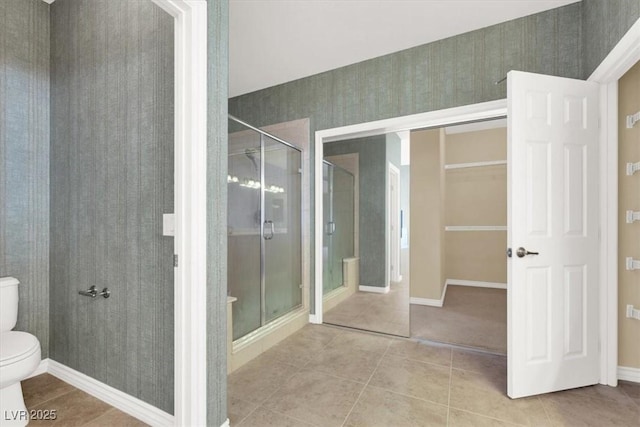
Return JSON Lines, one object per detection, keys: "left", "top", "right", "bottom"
{"left": 339, "top": 340, "right": 392, "bottom": 427}
{"left": 538, "top": 395, "right": 553, "bottom": 425}
{"left": 446, "top": 348, "right": 453, "bottom": 426}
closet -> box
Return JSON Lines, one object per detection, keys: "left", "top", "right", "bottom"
{"left": 409, "top": 122, "right": 507, "bottom": 352}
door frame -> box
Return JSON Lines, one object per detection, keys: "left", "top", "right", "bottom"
{"left": 388, "top": 163, "right": 401, "bottom": 283}
{"left": 313, "top": 18, "right": 640, "bottom": 386}
{"left": 588, "top": 17, "right": 640, "bottom": 386}
{"left": 151, "top": 1, "right": 208, "bottom": 425}
{"left": 313, "top": 99, "right": 508, "bottom": 323}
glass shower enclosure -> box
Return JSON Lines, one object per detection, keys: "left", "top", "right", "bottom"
{"left": 228, "top": 116, "right": 302, "bottom": 341}
{"left": 323, "top": 161, "right": 355, "bottom": 294}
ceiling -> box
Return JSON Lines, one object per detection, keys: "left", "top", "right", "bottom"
{"left": 230, "top": 0, "right": 581, "bottom": 97}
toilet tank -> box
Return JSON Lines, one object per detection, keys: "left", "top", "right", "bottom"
{"left": 0, "top": 277, "right": 20, "bottom": 332}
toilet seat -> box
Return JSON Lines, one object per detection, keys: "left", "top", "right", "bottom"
{"left": 0, "top": 332, "right": 40, "bottom": 368}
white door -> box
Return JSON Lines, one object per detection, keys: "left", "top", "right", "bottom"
{"left": 507, "top": 71, "right": 600, "bottom": 398}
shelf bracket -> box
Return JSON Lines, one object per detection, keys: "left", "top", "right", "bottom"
{"left": 627, "top": 210, "right": 640, "bottom": 224}
{"left": 626, "top": 305, "right": 640, "bottom": 321}
{"left": 626, "top": 162, "right": 640, "bottom": 176}
{"left": 627, "top": 111, "right": 640, "bottom": 129}
{"left": 626, "top": 257, "right": 640, "bottom": 271}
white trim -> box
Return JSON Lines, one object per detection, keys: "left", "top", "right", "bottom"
{"left": 444, "top": 160, "right": 507, "bottom": 170}
{"left": 588, "top": 17, "right": 640, "bottom": 388}
{"left": 40, "top": 0, "right": 55, "bottom": 4}
{"left": 445, "top": 226, "right": 507, "bottom": 232}
{"left": 309, "top": 314, "right": 321, "bottom": 324}
{"left": 47, "top": 360, "right": 174, "bottom": 426}
{"left": 232, "top": 307, "right": 308, "bottom": 353}
{"left": 447, "top": 279, "right": 507, "bottom": 290}
{"left": 588, "top": 18, "right": 640, "bottom": 83}
{"left": 150, "top": 1, "right": 208, "bottom": 425}
{"left": 220, "top": 419, "right": 230, "bottom": 427}
{"left": 359, "top": 285, "right": 390, "bottom": 294}
{"left": 314, "top": 100, "right": 507, "bottom": 324}
{"left": 388, "top": 163, "right": 401, "bottom": 283}
{"left": 410, "top": 297, "right": 444, "bottom": 307}
{"left": 618, "top": 366, "right": 640, "bottom": 383}
{"left": 25, "top": 358, "right": 49, "bottom": 380}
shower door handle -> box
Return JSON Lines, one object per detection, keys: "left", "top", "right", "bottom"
{"left": 263, "top": 220, "right": 274, "bottom": 240}
{"left": 327, "top": 221, "right": 336, "bottom": 235}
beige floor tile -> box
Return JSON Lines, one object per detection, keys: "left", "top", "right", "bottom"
{"left": 327, "top": 330, "right": 392, "bottom": 354}
{"left": 22, "top": 374, "right": 76, "bottom": 409}
{"left": 82, "top": 408, "right": 147, "bottom": 427}
{"left": 293, "top": 324, "right": 344, "bottom": 346}
{"left": 387, "top": 339, "right": 452, "bottom": 367}
{"left": 549, "top": 383, "right": 637, "bottom": 405}
{"left": 344, "top": 386, "right": 447, "bottom": 427}
{"left": 28, "top": 389, "right": 112, "bottom": 427}
{"left": 305, "top": 345, "right": 383, "bottom": 383}
{"left": 448, "top": 409, "right": 519, "bottom": 426}
{"left": 368, "top": 355, "right": 451, "bottom": 405}
{"left": 619, "top": 380, "right": 640, "bottom": 406}
{"left": 449, "top": 369, "right": 549, "bottom": 426}
{"left": 262, "top": 369, "right": 364, "bottom": 427}
{"left": 228, "top": 396, "right": 259, "bottom": 425}
{"left": 541, "top": 389, "right": 640, "bottom": 427}
{"left": 228, "top": 355, "right": 300, "bottom": 404}
{"left": 263, "top": 332, "right": 332, "bottom": 368}
{"left": 452, "top": 349, "right": 507, "bottom": 376}
{"left": 237, "top": 407, "right": 314, "bottom": 427}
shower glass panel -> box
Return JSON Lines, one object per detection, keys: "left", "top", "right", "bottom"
{"left": 228, "top": 117, "right": 302, "bottom": 341}
{"left": 263, "top": 136, "right": 302, "bottom": 323}
{"left": 323, "top": 161, "right": 355, "bottom": 294}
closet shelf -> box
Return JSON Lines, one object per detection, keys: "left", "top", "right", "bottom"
{"left": 444, "top": 160, "right": 507, "bottom": 170}
{"left": 445, "top": 226, "right": 507, "bottom": 231}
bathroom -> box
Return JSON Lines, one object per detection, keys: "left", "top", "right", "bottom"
{"left": 1, "top": 0, "right": 226, "bottom": 425}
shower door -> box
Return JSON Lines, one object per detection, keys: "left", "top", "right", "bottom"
{"left": 323, "top": 161, "right": 355, "bottom": 294}
{"left": 228, "top": 118, "right": 302, "bottom": 340}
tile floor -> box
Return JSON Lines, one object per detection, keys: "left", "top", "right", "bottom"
{"left": 228, "top": 324, "right": 640, "bottom": 427}
{"left": 324, "top": 278, "right": 410, "bottom": 337}
{"left": 324, "top": 250, "right": 410, "bottom": 337}
{"left": 21, "top": 374, "right": 147, "bottom": 426}
{"left": 411, "top": 285, "right": 507, "bottom": 353}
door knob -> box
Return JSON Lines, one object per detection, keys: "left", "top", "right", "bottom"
{"left": 516, "top": 247, "right": 539, "bottom": 258}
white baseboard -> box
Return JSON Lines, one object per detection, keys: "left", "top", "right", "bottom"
{"left": 446, "top": 279, "right": 507, "bottom": 290}
{"left": 410, "top": 281, "right": 448, "bottom": 307}
{"left": 618, "top": 366, "right": 640, "bottom": 383}
{"left": 359, "top": 285, "right": 390, "bottom": 294}
{"left": 410, "top": 297, "right": 444, "bottom": 307}
{"left": 309, "top": 314, "right": 321, "bottom": 324}
{"left": 47, "top": 359, "right": 174, "bottom": 426}
{"left": 220, "top": 418, "right": 230, "bottom": 427}
{"left": 26, "top": 358, "right": 49, "bottom": 379}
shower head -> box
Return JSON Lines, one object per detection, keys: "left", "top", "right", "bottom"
{"left": 244, "top": 148, "right": 259, "bottom": 171}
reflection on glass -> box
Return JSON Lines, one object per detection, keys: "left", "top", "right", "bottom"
{"left": 323, "top": 162, "right": 355, "bottom": 294}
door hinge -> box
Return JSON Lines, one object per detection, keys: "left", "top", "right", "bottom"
{"left": 173, "top": 254, "right": 179, "bottom": 268}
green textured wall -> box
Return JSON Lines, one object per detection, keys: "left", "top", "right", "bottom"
{"left": 583, "top": 0, "right": 640, "bottom": 78}
{"left": 50, "top": 0, "right": 175, "bottom": 413}
{"left": 0, "top": 0, "right": 50, "bottom": 357}
{"left": 207, "top": 0, "right": 229, "bottom": 425}
{"left": 229, "top": 3, "right": 583, "bottom": 298}
{"left": 229, "top": 3, "right": 583, "bottom": 131}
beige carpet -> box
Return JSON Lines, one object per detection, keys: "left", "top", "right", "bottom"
{"left": 411, "top": 285, "right": 507, "bottom": 354}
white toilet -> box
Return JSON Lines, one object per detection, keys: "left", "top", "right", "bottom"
{"left": 0, "top": 277, "right": 41, "bottom": 427}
